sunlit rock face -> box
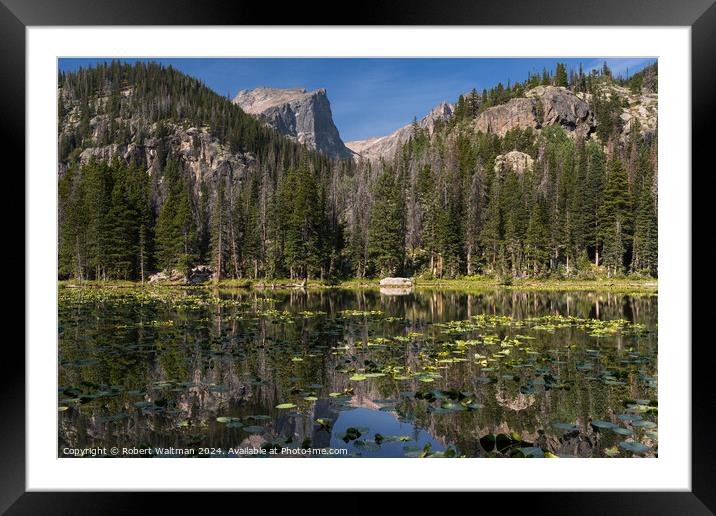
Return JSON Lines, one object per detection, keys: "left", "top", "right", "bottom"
{"left": 474, "top": 97, "right": 540, "bottom": 137}
{"left": 525, "top": 85, "right": 594, "bottom": 137}
{"left": 475, "top": 86, "right": 594, "bottom": 138}
{"left": 233, "top": 87, "right": 353, "bottom": 159}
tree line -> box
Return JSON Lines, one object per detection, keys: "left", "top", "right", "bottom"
{"left": 58, "top": 61, "right": 657, "bottom": 282}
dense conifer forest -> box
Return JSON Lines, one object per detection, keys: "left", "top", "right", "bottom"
{"left": 57, "top": 61, "right": 658, "bottom": 282}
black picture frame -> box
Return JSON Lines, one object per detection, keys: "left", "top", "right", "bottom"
{"left": 4, "top": 0, "right": 710, "bottom": 513}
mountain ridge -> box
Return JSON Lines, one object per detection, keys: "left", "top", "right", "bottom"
{"left": 56, "top": 61, "right": 659, "bottom": 283}
{"left": 346, "top": 101, "right": 455, "bottom": 162}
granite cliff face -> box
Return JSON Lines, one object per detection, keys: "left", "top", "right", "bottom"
{"left": 346, "top": 101, "right": 454, "bottom": 162}
{"left": 474, "top": 97, "right": 540, "bottom": 138}
{"left": 475, "top": 86, "right": 594, "bottom": 138}
{"left": 526, "top": 85, "right": 594, "bottom": 136}
{"left": 233, "top": 87, "right": 353, "bottom": 159}
{"left": 71, "top": 123, "right": 255, "bottom": 202}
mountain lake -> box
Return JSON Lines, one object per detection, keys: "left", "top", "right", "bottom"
{"left": 58, "top": 286, "right": 657, "bottom": 458}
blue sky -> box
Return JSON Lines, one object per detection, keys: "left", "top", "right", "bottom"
{"left": 58, "top": 57, "right": 655, "bottom": 141}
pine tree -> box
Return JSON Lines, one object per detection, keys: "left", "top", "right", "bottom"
{"left": 631, "top": 159, "right": 658, "bottom": 275}
{"left": 464, "top": 164, "right": 485, "bottom": 276}
{"left": 480, "top": 171, "right": 503, "bottom": 273}
{"left": 368, "top": 168, "right": 405, "bottom": 277}
{"left": 155, "top": 158, "right": 198, "bottom": 276}
{"left": 500, "top": 168, "right": 527, "bottom": 275}
{"left": 468, "top": 88, "right": 480, "bottom": 118}
{"left": 107, "top": 162, "right": 140, "bottom": 279}
{"left": 554, "top": 63, "right": 568, "bottom": 88}
{"left": 210, "top": 178, "right": 229, "bottom": 280}
{"left": 282, "top": 166, "right": 325, "bottom": 280}
{"left": 58, "top": 165, "right": 87, "bottom": 280}
{"left": 599, "top": 159, "right": 633, "bottom": 276}
{"left": 525, "top": 196, "right": 550, "bottom": 275}
{"left": 241, "top": 172, "right": 261, "bottom": 278}
{"left": 83, "top": 160, "right": 114, "bottom": 280}
{"left": 585, "top": 142, "right": 606, "bottom": 265}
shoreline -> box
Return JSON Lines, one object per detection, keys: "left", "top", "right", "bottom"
{"left": 58, "top": 278, "right": 658, "bottom": 293}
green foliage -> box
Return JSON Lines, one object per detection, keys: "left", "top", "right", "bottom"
{"left": 57, "top": 60, "right": 311, "bottom": 165}
{"left": 58, "top": 158, "right": 152, "bottom": 280}
{"left": 554, "top": 63, "right": 568, "bottom": 88}
{"left": 599, "top": 160, "right": 633, "bottom": 276}
{"left": 281, "top": 166, "right": 329, "bottom": 280}
{"left": 57, "top": 60, "right": 657, "bottom": 283}
{"left": 368, "top": 168, "right": 405, "bottom": 277}
{"left": 631, "top": 153, "right": 658, "bottom": 276}
{"left": 153, "top": 156, "right": 198, "bottom": 275}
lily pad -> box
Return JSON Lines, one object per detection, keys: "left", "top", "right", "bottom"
{"left": 619, "top": 441, "right": 650, "bottom": 454}
{"left": 216, "top": 416, "right": 240, "bottom": 424}
{"left": 611, "top": 427, "right": 633, "bottom": 436}
{"left": 591, "top": 420, "right": 617, "bottom": 429}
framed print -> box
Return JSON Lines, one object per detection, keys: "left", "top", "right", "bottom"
{"left": 4, "top": 0, "right": 712, "bottom": 512}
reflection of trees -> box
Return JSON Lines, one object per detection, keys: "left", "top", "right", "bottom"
{"left": 58, "top": 288, "right": 657, "bottom": 456}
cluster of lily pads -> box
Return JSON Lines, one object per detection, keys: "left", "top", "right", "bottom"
{"left": 59, "top": 286, "right": 657, "bottom": 458}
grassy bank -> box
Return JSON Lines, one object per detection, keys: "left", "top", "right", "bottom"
{"left": 59, "top": 276, "right": 657, "bottom": 293}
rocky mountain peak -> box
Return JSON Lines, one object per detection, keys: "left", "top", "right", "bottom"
{"left": 233, "top": 87, "right": 310, "bottom": 114}
{"left": 346, "top": 100, "right": 454, "bottom": 162}
{"left": 426, "top": 101, "right": 454, "bottom": 122}
{"left": 233, "top": 86, "right": 352, "bottom": 159}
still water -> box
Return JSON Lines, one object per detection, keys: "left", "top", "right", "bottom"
{"left": 58, "top": 287, "right": 657, "bottom": 458}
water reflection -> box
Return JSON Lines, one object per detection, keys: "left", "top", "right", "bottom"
{"left": 58, "top": 288, "right": 657, "bottom": 458}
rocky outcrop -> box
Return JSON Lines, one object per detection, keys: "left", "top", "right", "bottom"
{"left": 379, "top": 277, "right": 413, "bottom": 287}
{"left": 148, "top": 265, "right": 213, "bottom": 284}
{"left": 474, "top": 97, "right": 538, "bottom": 137}
{"left": 73, "top": 123, "right": 255, "bottom": 203}
{"left": 526, "top": 86, "right": 594, "bottom": 137}
{"left": 346, "top": 101, "right": 454, "bottom": 162}
{"left": 233, "top": 87, "right": 353, "bottom": 159}
{"left": 621, "top": 95, "right": 657, "bottom": 140}
{"left": 583, "top": 83, "right": 658, "bottom": 141}
{"left": 494, "top": 150, "right": 534, "bottom": 176}
{"left": 475, "top": 86, "right": 594, "bottom": 138}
